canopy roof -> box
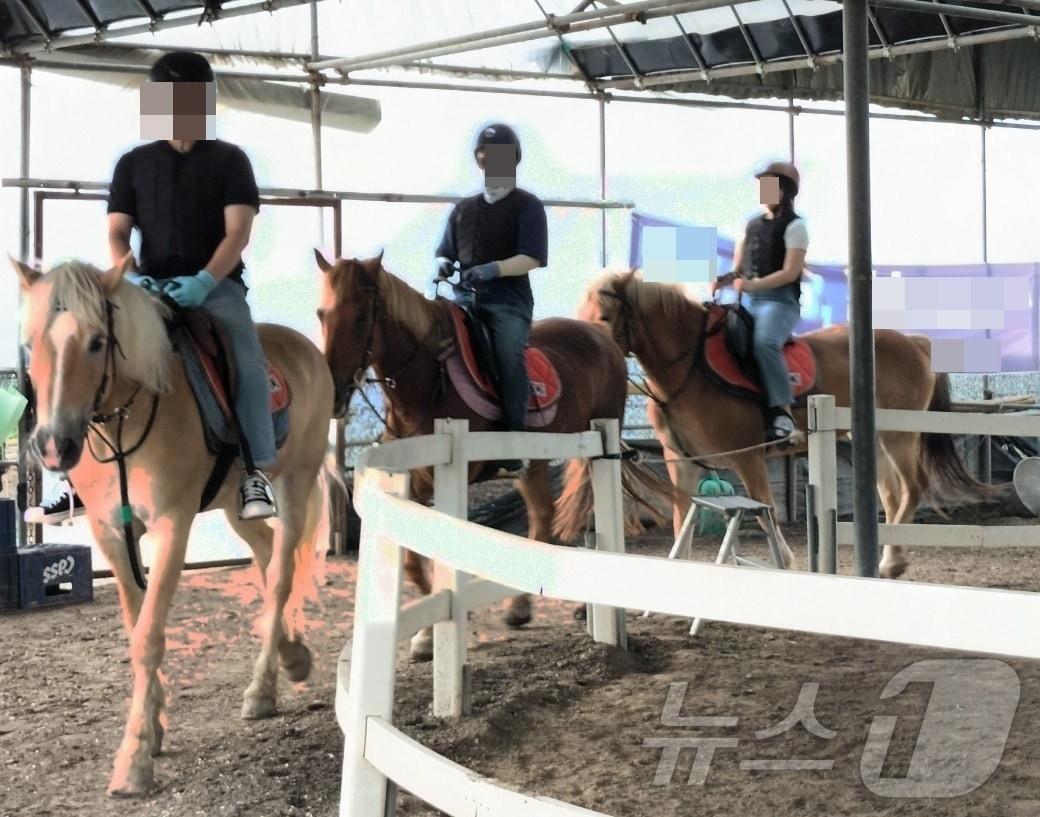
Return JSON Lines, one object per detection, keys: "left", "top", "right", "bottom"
{"left": 2, "top": 0, "right": 1040, "bottom": 121}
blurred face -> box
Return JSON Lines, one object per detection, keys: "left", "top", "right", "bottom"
{"left": 479, "top": 143, "right": 518, "bottom": 187}
{"left": 140, "top": 81, "right": 216, "bottom": 141}
{"left": 759, "top": 175, "right": 781, "bottom": 208}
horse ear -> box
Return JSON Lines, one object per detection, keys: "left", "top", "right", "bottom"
{"left": 100, "top": 252, "right": 134, "bottom": 296}
{"left": 360, "top": 251, "right": 384, "bottom": 280}
{"left": 9, "top": 255, "right": 41, "bottom": 291}
{"left": 617, "top": 267, "right": 638, "bottom": 290}
{"left": 314, "top": 248, "right": 333, "bottom": 274}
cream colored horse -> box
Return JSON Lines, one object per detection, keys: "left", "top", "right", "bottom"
{"left": 13, "top": 256, "right": 333, "bottom": 796}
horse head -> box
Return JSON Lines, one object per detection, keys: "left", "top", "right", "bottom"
{"left": 578, "top": 268, "right": 640, "bottom": 355}
{"left": 11, "top": 253, "right": 170, "bottom": 472}
{"left": 315, "top": 249, "right": 386, "bottom": 418}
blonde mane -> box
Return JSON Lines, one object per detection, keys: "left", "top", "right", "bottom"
{"left": 43, "top": 261, "right": 173, "bottom": 394}
{"left": 587, "top": 269, "right": 704, "bottom": 328}
{"left": 377, "top": 266, "right": 439, "bottom": 340}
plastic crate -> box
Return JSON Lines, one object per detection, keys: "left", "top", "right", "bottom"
{"left": 0, "top": 498, "right": 16, "bottom": 554}
{"left": 0, "top": 551, "right": 18, "bottom": 609}
{"left": 14, "top": 544, "right": 93, "bottom": 610}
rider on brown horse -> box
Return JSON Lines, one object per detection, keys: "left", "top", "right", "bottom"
{"left": 434, "top": 123, "right": 548, "bottom": 473}
{"left": 717, "top": 160, "right": 809, "bottom": 443}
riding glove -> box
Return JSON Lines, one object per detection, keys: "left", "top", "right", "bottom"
{"left": 461, "top": 262, "right": 500, "bottom": 285}
{"left": 435, "top": 257, "right": 456, "bottom": 280}
{"left": 126, "top": 272, "right": 160, "bottom": 294}
{"left": 164, "top": 269, "right": 218, "bottom": 308}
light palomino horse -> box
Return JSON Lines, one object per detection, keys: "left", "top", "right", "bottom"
{"left": 13, "top": 256, "right": 333, "bottom": 796}
{"left": 315, "top": 253, "right": 671, "bottom": 658}
{"left": 579, "top": 270, "right": 994, "bottom": 579}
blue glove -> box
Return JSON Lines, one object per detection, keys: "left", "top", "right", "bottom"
{"left": 163, "top": 270, "right": 218, "bottom": 308}
{"left": 461, "top": 262, "right": 500, "bottom": 285}
{"left": 126, "top": 272, "right": 159, "bottom": 294}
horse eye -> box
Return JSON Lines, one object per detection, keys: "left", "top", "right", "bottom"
{"left": 88, "top": 335, "right": 105, "bottom": 354}
{"left": 315, "top": 308, "right": 325, "bottom": 323}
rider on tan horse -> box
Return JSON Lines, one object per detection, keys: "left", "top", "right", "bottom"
{"left": 434, "top": 123, "right": 547, "bottom": 474}
{"left": 27, "top": 50, "right": 277, "bottom": 524}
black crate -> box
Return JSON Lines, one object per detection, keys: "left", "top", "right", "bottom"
{"left": 0, "top": 551, "right": 17, "bottom": 609}
{"left": 14, "top": 545, "right": 93, "bottom": 610}
{"left": 0, "top": 498, "right": 15, "bottom": 554}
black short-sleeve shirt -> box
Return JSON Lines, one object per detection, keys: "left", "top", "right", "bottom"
{"left": 107, "top": 139, "right": 260, "bottom": 283}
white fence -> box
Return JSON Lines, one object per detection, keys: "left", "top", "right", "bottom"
{"left": 338, "top": 414, "right": 1040, "bottom": 817}
{"left": 807, "top": 394, "right": 1040, "bottom": 572}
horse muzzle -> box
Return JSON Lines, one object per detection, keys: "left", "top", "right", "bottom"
{"left": 33, "top": 423, "right": 86, "bottom": 472}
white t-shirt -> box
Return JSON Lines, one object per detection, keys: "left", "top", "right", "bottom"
{"left": 784, "top": 217, "right": 809, "bottom": 251}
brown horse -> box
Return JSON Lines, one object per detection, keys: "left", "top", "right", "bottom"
{"left": 12, "top": 256, "right": 333, "bottom": 796}
{"left": 315, "top": 253, "right": 668, "bottom": 658}
{"left": 579, "top": 270, "right": 991, "bottom": 579}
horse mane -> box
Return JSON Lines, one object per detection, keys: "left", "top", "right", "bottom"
{"left": 587, "top": 269, "right": 704, "bottom": 328}
{"left": 45, "top": 261, "right": 173, "bottom": 394}
{"left": 377, "top": 265, "right": 441, "bottom": 341}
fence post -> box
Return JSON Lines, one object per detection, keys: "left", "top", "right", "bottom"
{"left": 432, "top": 418, "right": 471, "bottom": 717}
{"left": 590, "top": 418, "right": 626, "bottom": 649}
{"left": 807, "top": 395, "right": 838, "bottom": 574}
{"left": 339, "top": 475, "right": 406, "bottom": 817}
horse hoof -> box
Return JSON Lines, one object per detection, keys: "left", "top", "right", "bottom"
{"left": 504, "top": 610, "right": 531, "bottom": 628}
{"left": 280, "top": 641, "right": 313, "bottom": 683}
{"left": 108, "top": 764, "right": 155, "bottom": 798}
{"left": 880, "top": 562, "right": 907, "bottom": 580}
{"left": 241, "top": 695, "right": 278, "bottom": 720}
{"left": 409, "top": 633, "right": 433, "bottom": 663}
{"left": 572, "top": 604, "right": 587, "bottom": 621}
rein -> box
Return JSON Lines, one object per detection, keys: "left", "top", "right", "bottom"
{"left": 85, "top": 299, "right": 157, "bottom": 591}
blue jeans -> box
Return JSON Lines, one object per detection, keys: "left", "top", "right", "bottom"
{"left": 747, "top": 296, "right": 801, "bottom": 409}
{"left": 202, "top": 279, "right": 276, "bottom": 468}
{"left": 475, "top": 300, "right": 532, "bottom": 432}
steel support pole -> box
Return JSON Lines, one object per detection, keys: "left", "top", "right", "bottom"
{"left": 599, "top": 96, "right": 607, "bottom": 267}
{"left": 310, "top": 0, "right": 325, "bottom": 244}
{"left": 17, "top": 61, "right": 32, "bottom": 549}
{"left": 844, "top": 0, "right": 879, "bottom": 578}
{"left": 788, "top": 89, "right": 796, "bottom": 162}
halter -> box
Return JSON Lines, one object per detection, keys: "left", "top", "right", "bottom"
{"left": 84, "top": 298, "right": 157, "bottom": 591}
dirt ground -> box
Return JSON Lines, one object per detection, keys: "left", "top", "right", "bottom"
{"left": 2, "top": 518, "right": 1040, "bottom": 817}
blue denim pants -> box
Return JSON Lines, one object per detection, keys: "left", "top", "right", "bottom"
{"left": 747, "top": 296, "right": 801, "bottom": 409}
{"left": 475, "top": 299, "right": 532, "bottom": 432}
{"left": 202, "top": 278, "right": 276, "bottom": 468}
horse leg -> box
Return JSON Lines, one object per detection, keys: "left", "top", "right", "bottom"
{"left": 405, "top": 550, "right": 435, "bottom": 662}
{"left": 877, "top": 431, "right": 923, "bottom": 579}
{"left": 734, "top": 455, "right": 798, "bottom": 570}
{"left": 88, "top": 514, "right": 169, "bottom": 757}
{"left": 223, "top": 507, "right": 311, "bottom": 685}
{"left": 108, "top": 512, "right": 191, "bottom": 797}
{"left": 240, "top": 475, "right": 312, "bottom": 719}
{"left": 505, "top": 460, "right": 554, "bottom": 628}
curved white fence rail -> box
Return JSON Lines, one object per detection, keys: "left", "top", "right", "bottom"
{"left": 807, "top": 393, "right": 1040, "bottom": 572}
{"left": 339, "top": 414, "right": 1040, "bottom": 817}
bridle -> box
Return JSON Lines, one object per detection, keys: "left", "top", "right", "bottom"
{"left": 341, "top": 280, "right": 448, "bottom": 439}
{"left": 597, "top": 287, "right": 707, "bottom": 408}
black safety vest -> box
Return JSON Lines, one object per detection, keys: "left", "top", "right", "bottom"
{"left": 744, "top": 209, "right": 802, "bottom": 302}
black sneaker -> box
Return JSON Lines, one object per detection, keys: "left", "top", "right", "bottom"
{"left": 24, "top": 482, "right": 86, "bottom": 524}
{"left": 239, "top": 471, "right": 277, "bottom": 521}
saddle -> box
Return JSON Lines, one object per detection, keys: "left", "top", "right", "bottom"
{"left": 703, "top": 302, "right": 817, "bottom": 404}
{"left": 441, "top": 303, "right": 562, "bottom": 428}
{"left": 168, "top": 310, "right": 292, "bottom": 509}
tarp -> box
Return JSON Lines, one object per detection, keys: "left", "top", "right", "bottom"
{"left": 629, "top": 211, "right": 1040, "bottom": 371}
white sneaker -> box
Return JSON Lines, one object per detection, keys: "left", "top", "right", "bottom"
{"left": 239, "top": 471, "right": 277, "bottom": 521}
{"left": 769, "top": 413, "right": 797, "bottom": 442}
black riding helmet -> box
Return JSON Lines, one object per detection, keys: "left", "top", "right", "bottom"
{"left": 474, "top": 123, "right": 522, "bottom": 163}
{"left": 148, "top": 50, "right": 215, "bottom": 83}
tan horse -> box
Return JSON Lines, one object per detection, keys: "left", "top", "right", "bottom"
{"left": 12, "top": 256, "right": 333, "bottom": 796}
{"left": 579, "top": 270, "right": 992, "bottom": 579}
{"left": 315, "top": 253, "right": 670, "bottom": 658}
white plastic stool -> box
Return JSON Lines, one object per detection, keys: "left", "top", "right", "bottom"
{"left": 646, "top": 494, "right": 788, "bottom": 636}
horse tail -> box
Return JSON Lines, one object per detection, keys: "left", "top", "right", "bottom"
{"left": 283, "top": 456, "right": 334, "bottom": 641}
{"left": 552, "top": 443, "right": 675, "bottom": 543}
{"left": 920, "top": 372, "right": 1004, "bottom": 502}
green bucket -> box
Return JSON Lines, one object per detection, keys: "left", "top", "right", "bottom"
{"left": 0, "top": 387, "right": 28, "bottom": 445}
{"left": 695, "top": 474, "right": 734, "bottom": 536}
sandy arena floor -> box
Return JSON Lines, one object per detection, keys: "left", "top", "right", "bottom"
{"left": 2, "top": 520, "right": 1039, "bottom": 817}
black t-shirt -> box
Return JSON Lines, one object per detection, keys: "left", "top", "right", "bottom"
{"left": 436, "top": 188, "right": 548, "bottom": 312}
{"left": 107, "top": 139, "right": 260, "bottom": 283}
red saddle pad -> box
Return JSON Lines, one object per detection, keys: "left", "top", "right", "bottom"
{"left": 449, "top": 305, "right": 561, "bottom": 410}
